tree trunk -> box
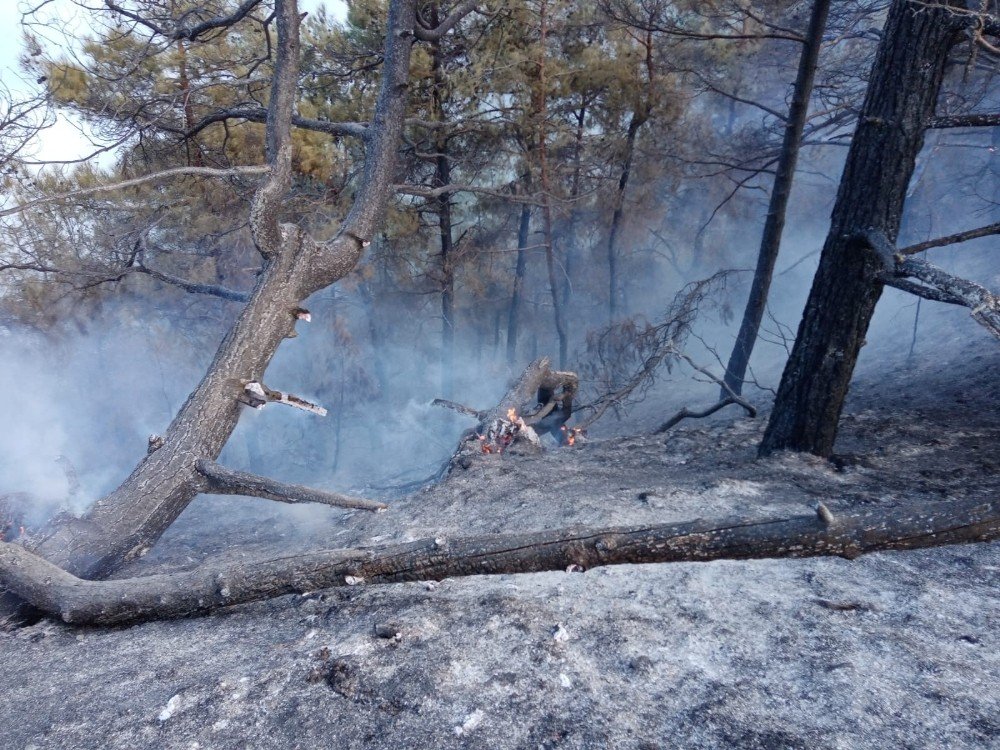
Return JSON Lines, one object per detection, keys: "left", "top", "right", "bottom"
{"left": 535, "top": 0, "right": 569, "bottom": 368}
{"left": 431, "top": 6, "right": 456, "bottom": 398}
{"left": 2, "top": 0, "right": 421, "bottom": 620}
{"left": 721, "top": 0, "right": 831, "bottom": 397}
{"left": 506, "top": 199, "right": 531, "bottom": 362}
{"left": 607, "top": 113, "right": 643, "bottom": 322}
{"left": 4, "top": 496, "right": 996, "bottom": 625}
{"left": 560, "top": 99, "right": 588, "bottom": 309}
{"left": 760, "top": 0, "right": 962, "bottom": 457}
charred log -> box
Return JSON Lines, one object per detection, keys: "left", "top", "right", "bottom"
{"left": 1, "top": 497, "right": 996, "bottom": 625}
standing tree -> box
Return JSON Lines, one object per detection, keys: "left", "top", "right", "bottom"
{"left": 761, "top": 0, "right": 1000, "bottom": 457}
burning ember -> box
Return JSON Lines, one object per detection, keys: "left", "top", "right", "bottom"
{"left": 560, "top": 425, "right": 584, "bottom": 446}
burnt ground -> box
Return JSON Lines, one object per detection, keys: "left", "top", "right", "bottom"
{"left": 1, "top": 346, "right": 998, "bottom": 749}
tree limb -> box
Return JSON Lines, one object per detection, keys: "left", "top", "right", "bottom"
{"left": 928, "top": 112, "right": 1000, "bottom": 128}
{"left": 183, "top": 107, "right": 368, "bottom": 141}
{"left": 195, "top": 460, "right": 387, "bottom": 512}
{"left": 0, "top": 166, "right": 268, "bottom": 219}
{"left": 898, "top": 220, "right": 1000, "bottom": 255}
{"left": 103, "top": 0, "right": 266, "bottom": 41}
{"left": 413, "top": 0, "right": 479, "bottom": 41}
{"left": 2, "top": 497, "right": 996, "bottom": 625}
{"left": 135, "top": 264, "right": 249, "bottom": 302}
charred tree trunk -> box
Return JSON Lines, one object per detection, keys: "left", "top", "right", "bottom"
{"left": 431, "top": 6, "right": 456, "bottom": 399}
{"left": 721, "top": 0, "right": 831, "bottom": 397}
{"left": 560, "top": 99, "right": 588, "bottom": 309}
{"left": 607, "top": 113, "right": 643, "bottom": 323}
{"left": 506, "top": 197, "right": 531, "bottom": 362}
{"left": 535, "top": 0, "right": 569, "bottom": 368}
{"left": 760, "top": 1, "right": 963, "bottom": 457}
{"left": 2, "top": 0, "right": 423, "bottom": 621}
{"left": 3, "top": 496, "right": 996, "bottom": 625}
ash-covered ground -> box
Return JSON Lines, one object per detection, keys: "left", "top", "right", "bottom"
{"left": 2, "top": 345, "right": 998, "bottom": 749}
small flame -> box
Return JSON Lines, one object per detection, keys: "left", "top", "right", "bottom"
{"left": 507, "top": 407, "right": 517, "bottom": 422}
{"left": 561, "top": 425, "right": 582, "bottom": 446}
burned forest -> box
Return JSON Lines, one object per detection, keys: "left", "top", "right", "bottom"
{"left": 1, "top": 0, "right": 999, "bottom": 748}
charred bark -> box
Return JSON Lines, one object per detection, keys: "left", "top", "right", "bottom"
{"left": 3, "top": 497, "right": 996, "bottom": 625}
{"left": 760, "top": 1, "right": 963, "bottom": 457}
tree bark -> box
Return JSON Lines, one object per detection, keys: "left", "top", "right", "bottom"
{"left": 3, "top": 496, "right": 996, "bottom": 625}
{"left": 721, "top": 0, "right": 831, "bottom": 397}
{"left": 2, "top": 0, "right": 422, "bottom": 620}
{"left": 760, "top": 1, "right": 963, "bottom": 457}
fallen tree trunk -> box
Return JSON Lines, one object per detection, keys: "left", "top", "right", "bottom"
{"left": 1, "top": 497, "right": 996, "bottom": 625}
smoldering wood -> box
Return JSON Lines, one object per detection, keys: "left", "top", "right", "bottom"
{"left": 195, "top": 460, "right": 387, "bottom": 512}
{"left": 1, "top": 497, "right": 996, "bottom": 625}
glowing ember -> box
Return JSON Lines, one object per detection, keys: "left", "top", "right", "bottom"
{"left": 560, "top": 425, "right": 583, "bottom": 446}
{"left": 507, "top": 407, "right": 518, "bottom": 422}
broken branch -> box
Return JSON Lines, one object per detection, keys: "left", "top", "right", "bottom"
{"left": 195, "top": 460, "right": 387, "bottom": 512}
{"left": 240, "top": 381, "right": 327, "bottom": 416}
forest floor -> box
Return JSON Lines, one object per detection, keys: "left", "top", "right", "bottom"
{"left": 1, "top": 344, "right": 998, "bottom": 749}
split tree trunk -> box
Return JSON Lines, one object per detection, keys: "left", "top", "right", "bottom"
{"left": 2, "top": 0, "right": 422, "bottom": 621}
{"left": 760, "top": 0, "right": 963, "bottom": 457}
{"left": 721, "top": 0, "right": 831, "bottom": 398}
{"left": 3, "top": 496, "right": 996, "bottom": 625}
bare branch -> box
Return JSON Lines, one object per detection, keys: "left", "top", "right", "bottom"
{"left": 195, "top": 460, "right": 387, "bottom": 512}
{"left": 395, "top": 183, "right": 543, "bottom": 205}
{"left": 135, "top": 263, "right": 249, "bottom": 302}
{"left": 103, "top": 0, "right": 266, "bottom": 41}
{"left": 240, "top": 381, "right": 328, "bottom": 416}
{"left": 929, "top": 112, "right": 1000, "bottom": 128}
{"left": 898, "top": 220, "right": 1000, "bottom": 255}
{"left": 184, "top": 107, "right": 368, "bottom": 140}
{"left": 0, "top": 166, "right": 267, "bottom": 219}
{"left": 431, "top": 398, "right": 485, "bottom": 419}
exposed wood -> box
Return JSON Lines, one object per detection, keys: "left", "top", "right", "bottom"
{"left": 2, "top": 497, "right": 996, "bottom": 625}
{"left": 195, "top": 460, "right": 387, "bottom": 512}
{"left": 241, "top": 381, "right": 328, "bottom": 416}
{"left": 443, "top": 357, "right": 579, "bottom": 469}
